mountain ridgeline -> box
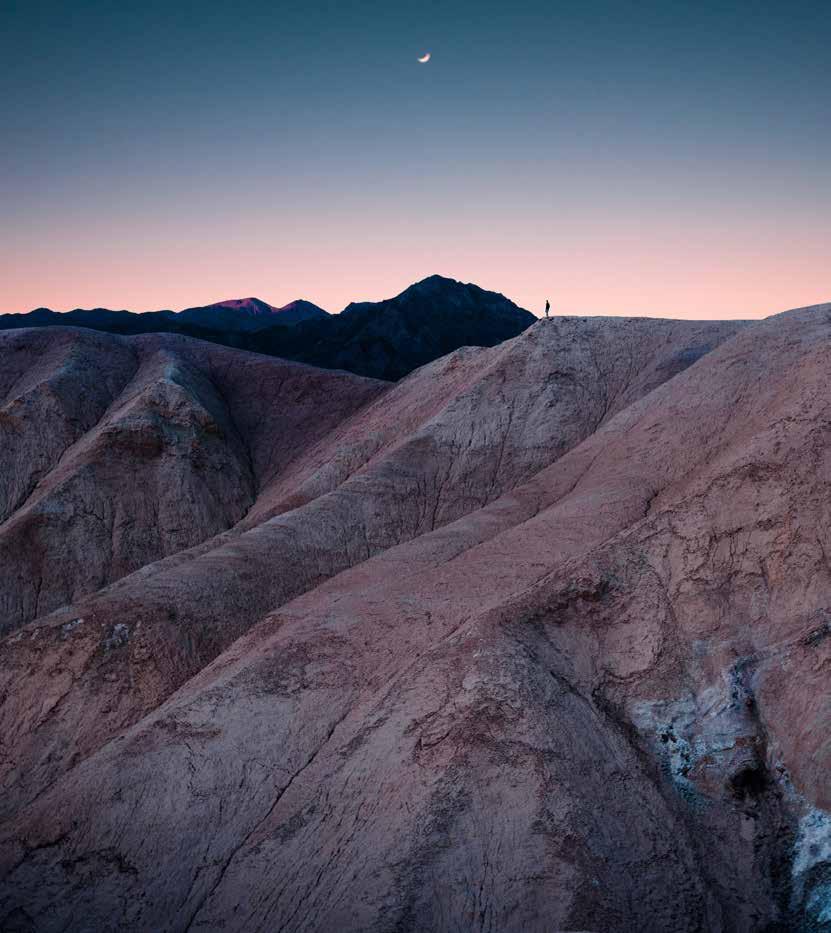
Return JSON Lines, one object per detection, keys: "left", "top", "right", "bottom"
{"left": 1, "top": 276, "right": 536, "bottom": 381}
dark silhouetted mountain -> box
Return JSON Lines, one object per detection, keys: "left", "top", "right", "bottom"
{"left": 303, "top": 274, "right": 535, "bottom": 379}
{"left": 0, "top": 276, "right": 535, "bottom": 380}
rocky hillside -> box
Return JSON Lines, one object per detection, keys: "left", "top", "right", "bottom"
{"left": 2, "top": 304, "right": 831, "bottom": 931}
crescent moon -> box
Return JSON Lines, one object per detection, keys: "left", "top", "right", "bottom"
{"left": 418, "top": 52, "right": 431, "bottom": 63}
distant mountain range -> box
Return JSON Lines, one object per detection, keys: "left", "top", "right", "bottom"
{"left": 0, "top": 276, "right": 535, "bottom": 380}
{"left": 4, "top": 295, "right": 329, "bottom": 334}
{"left": 178, "top": 297, "right": 330, "bottom": 330}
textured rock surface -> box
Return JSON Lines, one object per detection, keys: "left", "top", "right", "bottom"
{"left": 0, "top": 328, "right": 383, "bottom": 637}
{"left": 2, "top": 305, "right": 830, "bottom": 932}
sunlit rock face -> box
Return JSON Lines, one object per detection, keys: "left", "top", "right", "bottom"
{"left": 2, "top": 304, "right": 831, "bottom": 931}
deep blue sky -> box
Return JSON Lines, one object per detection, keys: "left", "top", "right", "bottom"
{"left": 2, "top": 0, "right": 829, "bottom": 316}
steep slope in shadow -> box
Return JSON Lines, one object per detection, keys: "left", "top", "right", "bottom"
{"left": 1, "top": 304, "right": 828, "bottom": 930}
{"left": 0, "top": 329, "right": 139, "bottom": 524}
{"left": 0, "top": 331, "right": 384, "bottom": 636}
{"left": 0, "top": 349, "right": 255, "bottom": 634}
{"left": 0, "top": 317, "right": 744, "bottom": 825}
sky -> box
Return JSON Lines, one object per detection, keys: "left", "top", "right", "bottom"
{"left": 1, "top": 0, "right": 829, "bottom": 319}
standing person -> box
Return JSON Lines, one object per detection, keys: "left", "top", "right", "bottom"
{"left": 544, "top": 299, "right": 550, "bottom": 318}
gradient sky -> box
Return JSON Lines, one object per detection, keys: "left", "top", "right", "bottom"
{"left": 2, "top": 0, "right": 829, "bottom": 318}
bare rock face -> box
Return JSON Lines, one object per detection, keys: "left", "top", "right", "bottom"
{"left": 0, "top": 330, "right": 382, "bottom": 637}
{"left": 0, "top": 329, "right": 137, "bottom": 525}
{"left": 0, "top": 348, "right": 251, "bottom": 634}
{"left": 1, "top": 306, "right": 830, "bottom": 932}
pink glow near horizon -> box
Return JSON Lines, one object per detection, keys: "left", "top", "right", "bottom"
{"left": 4, "top": 225, "right": 829, "bottom": 320}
